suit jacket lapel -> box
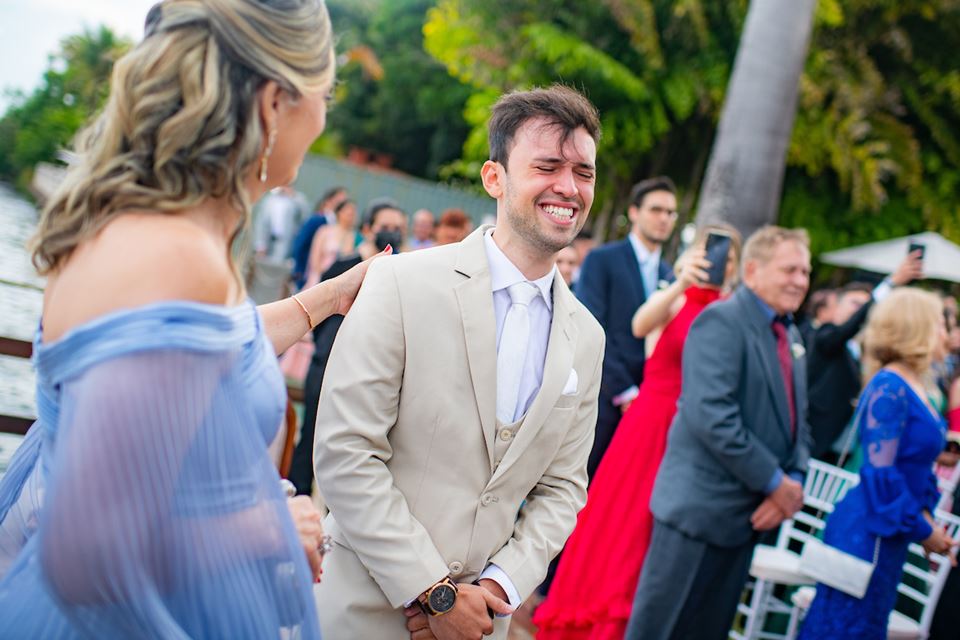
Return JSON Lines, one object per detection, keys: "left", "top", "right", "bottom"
{"left": 453, "top": 227, "right": 498, "bottom": 471}
{"left": 658, "top": 257, "right": 675, "bottom": 285}
{"left": 789, "top": 324, "right": 807, "bottom": 436}
{"left": 490, "top": 271, "right": 577, "bottom": 484}
{"left": 737, "top": 288, "right": 792, "bottom": 437}
{"left": 618, "top": 240, "right": 647, "bottom": 305}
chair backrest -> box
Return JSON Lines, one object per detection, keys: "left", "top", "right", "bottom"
{"left": 896, "top": 509, "right": 960, "bottom": 634}
{"left": 935, "top": 463, "right": 959, "bottom": 512}
{"left": 775, "top": 460, "right": 861, "bottom": 551}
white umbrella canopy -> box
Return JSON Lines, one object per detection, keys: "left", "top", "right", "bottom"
{"left": 819, "top": 232, "right": 960, "bottom": 283}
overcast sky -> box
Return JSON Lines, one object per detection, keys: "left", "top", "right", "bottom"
{"left": 0, "top": 0, "right": 157, "bottom": 112}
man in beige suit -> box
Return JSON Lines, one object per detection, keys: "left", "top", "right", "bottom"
{"left": 313, "top": 85, "right": 605, "bottom": 640}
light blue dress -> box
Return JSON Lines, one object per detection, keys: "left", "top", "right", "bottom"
{"left": 0, "top": 300, "right": 322, "bottom": 638}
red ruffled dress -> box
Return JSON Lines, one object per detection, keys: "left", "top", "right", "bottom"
{"left": 534, "top": 286, "right": 721, "bottom": 640}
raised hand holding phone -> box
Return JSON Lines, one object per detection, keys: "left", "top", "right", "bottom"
{"left": 703, "top": 231, "right": 733, "bottom": 287}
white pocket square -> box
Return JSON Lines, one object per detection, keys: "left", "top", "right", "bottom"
{"left": 562, "top": 369, "right": 579, "bottom": 396}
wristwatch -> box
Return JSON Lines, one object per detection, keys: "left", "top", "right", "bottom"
{"left": 418, "top": 577, "right": 458, "bottom": 616}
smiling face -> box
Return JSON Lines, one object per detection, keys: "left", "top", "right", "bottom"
{"left": 481, "top": 117, "right": 597, "bottom": 260}
{"left": 743, "top": 239, "right": 811, "bottom": 316}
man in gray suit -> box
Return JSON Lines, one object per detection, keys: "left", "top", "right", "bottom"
{"left": 626, "top": 226, "right": 812, "bottom": 640}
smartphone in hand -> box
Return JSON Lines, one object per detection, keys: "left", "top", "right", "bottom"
{"left": 908, "top": 240, "right": 926, "bottom": 262}
{"left": 704, "top": 231, "right": 733, "bottom": 286}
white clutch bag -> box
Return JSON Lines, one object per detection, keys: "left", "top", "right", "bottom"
{"left": 798, "top": 537, "right": 879, "bottom": 599}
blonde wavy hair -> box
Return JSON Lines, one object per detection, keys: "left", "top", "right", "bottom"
{"left": 741, "top": 225, "right": 810, "bottom": 266}
{"left": 30, "top": 0, "right": 335, "bottom": 279}
{"left": 863, "top": 287, "right": 943, "bottom": 379}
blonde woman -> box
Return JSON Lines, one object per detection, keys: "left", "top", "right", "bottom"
{"left": 799, "top": 288, "right": 957, "bottom": 639}
{"left": 0, "top": 1, "right": 382, "bottom": 636}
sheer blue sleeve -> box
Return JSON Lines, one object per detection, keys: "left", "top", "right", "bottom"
{"left": 857, "top": 376, "right": 933, "bottom": 542}
{"left": 30, "top": 348, "right": 319, "bottom": 638}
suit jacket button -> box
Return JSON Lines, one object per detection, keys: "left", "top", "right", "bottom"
{"left": 481, "top": 493, "right": 493, "bottom": 506}
{"left": 499, "top": 429, "right": 514, "bottom": 442}
{"left": 449, "top": 561, "right": 464, "bottom": 575}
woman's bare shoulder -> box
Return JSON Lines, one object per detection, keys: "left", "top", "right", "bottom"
{"left": 42, "top": 213, "right": 237, "bottom": 341}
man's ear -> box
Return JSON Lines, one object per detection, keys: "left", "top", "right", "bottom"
{"left": 480, "top": 160, "right": 505, "bottom": 199}
{"left": 627, "top": 205, "right": 640, "bottom": 224}
{"left": 741, "top": 259, "right": 757, "bottom": 288}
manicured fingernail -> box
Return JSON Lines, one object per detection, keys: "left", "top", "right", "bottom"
{"left": 384, "top": 244, "right": 392, "bottom": 252}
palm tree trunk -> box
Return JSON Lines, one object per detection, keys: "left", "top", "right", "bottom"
{"left": 695, "top": 0, "right": 816, "bottom": 238}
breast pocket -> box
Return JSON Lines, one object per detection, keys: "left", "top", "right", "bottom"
{"left": 554, "top": 393, "right": 580, "bottom": 410}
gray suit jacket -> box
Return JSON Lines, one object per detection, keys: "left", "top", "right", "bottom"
{"left": 650, "top": 285, "right": 811, "bottom": 547}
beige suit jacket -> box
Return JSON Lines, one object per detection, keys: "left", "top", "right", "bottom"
{"left": 313, "top": 226, "right": 604, "bottom": 639}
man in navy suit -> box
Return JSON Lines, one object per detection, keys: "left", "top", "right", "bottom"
{"left": 576, "top": 176, "right": 678, "bottom": 479}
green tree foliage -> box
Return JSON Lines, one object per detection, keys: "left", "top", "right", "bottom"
{"left": 425, "top": 0, "right": 747, "bottom": 239}
{"left": 322, "top": 0, "right": 474, "bottom": 180}
{"left": 424, "top": 0, "right": 960, "bottom": 251}
{"left": 0, "top": 26, "right": 130, "bottom": 193}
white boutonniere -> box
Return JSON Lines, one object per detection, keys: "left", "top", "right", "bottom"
{"left": 657, "top": 279, "right": 670, "bottom": 291}
{"left": 791, "top": 343, "right": 806, "bottom": 360}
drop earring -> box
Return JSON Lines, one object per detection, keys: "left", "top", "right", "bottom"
{"left": 259, "top": 126, "right": 277, "bottom": 183}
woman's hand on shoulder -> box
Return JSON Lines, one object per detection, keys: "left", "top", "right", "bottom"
{"left": 329, "top": 245, "right": 393, "bottom": 316}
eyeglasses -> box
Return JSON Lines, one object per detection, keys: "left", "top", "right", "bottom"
{"left": 645, "top": 205, "right": 678, "bottom": 219}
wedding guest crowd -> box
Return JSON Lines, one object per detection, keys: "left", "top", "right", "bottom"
{"left": 536, "top": 224, "right": 742, "bottom": 639}
{"left": 576, "top": 176, "right": 678, "bottom": 479}
{"left": 806, "top": 252, "right": 923, "bottom": 461}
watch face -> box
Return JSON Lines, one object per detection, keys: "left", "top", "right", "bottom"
{"left": 430, "top": 584, "right": 457, "bottom": 613}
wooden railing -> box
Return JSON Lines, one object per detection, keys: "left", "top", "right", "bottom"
{"left": 0, "top": 335, "right": 33, "bottom": 435}
{"left": 0, "top": 333, "right": 303, "bottom": 481}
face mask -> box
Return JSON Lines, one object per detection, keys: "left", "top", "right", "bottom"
{"left": 374, "top": 229, "right": 403, "bottom": 252}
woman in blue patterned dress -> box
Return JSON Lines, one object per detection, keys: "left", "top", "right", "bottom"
{"left": 0, "top": 1, "right": 385, "bottom": 637}
{"left": 799, "top": 288, "right": 957, "bottom": 639}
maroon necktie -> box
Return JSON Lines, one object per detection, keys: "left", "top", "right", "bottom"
{"left": 771, "top": 320, "right": 796, "bottom": 436}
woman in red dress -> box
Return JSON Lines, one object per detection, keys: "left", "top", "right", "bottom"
{"left": 534, "top": 224, "right": 741, "bottom": 640}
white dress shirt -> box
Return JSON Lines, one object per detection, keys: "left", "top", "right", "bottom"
{"left": 485, "top": 229, "right": 555, "bottom": 422}
{"left": 480, "top": 228, "right": 555, "bottom": 610}
{"left": 627, "top": 232, "right": 662, "bottom": 299}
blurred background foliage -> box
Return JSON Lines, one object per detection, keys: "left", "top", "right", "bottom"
{"left": 423, "top": 0, "right": 960, "bottom": 251}
{"left": 0, "top": 26, "right": 130, "bottom": 193}
{"left": 1, "top": 0, "right": 958, "bottom": 256}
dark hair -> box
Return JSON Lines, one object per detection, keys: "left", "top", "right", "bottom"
{"left": 488, "top": 85, "right": 601, "bottom": 167}
{"left": 838, "top": 282, "right": 873, "bottom": 298}
{"left": 438, "top": 208, "right": 470, "bottom": 229}
{"left": 629, "top": 176, "right": 676, "bottom": 208}
{"left": 320, "top": 186, "right": 346, "bottom": 206}
{"left": 364, "top": 197, "right": 405, "bottom": 228}
{"left": 334, "top": 199, "right": 355, "bottom": 214}
{"left": 805, "top": 288, "right": 834, "bottom": 317}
